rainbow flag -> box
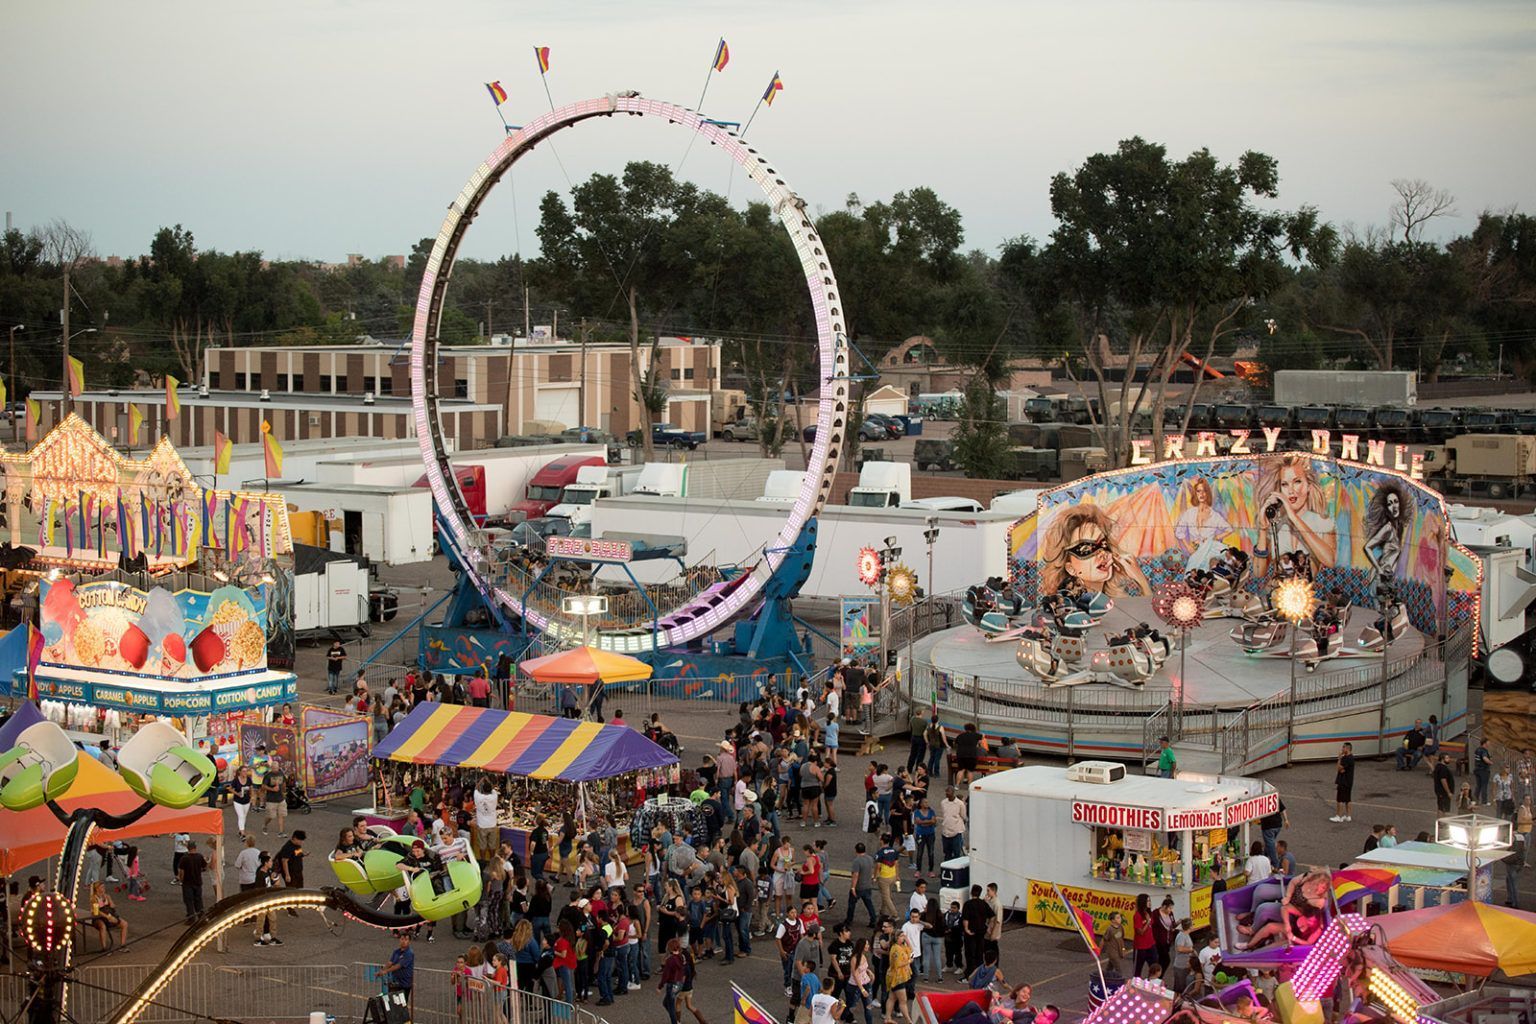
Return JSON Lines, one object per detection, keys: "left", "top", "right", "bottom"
{"left": 730, "top": 984, "right": 778, "bottom": 1024}
{"left": 213, "top": 430, "right": 233, "bottom": 474}
{"left": 1055, "top": 884, "right": 1102, "bottom": 958}
{"left": 26, "top": 623, "right": 44, "bottom": 702}
{"left": 712, "top": 38, "right": 730, "bottom": 72}
{"left": 128, "top": 404, "right": 144, "bottom": 445}
{"left": 762, "top": 71, "right": 783, "bottom": 105}
{"left": 262, "top": 422, "right": 284, "bottom": 478}
{"left": 24, "top": 398, "right": 38, "bottom": 442}
{"left": 534, "top": 46, "right": 551, "bottom": 74}
{"left": 66, "top": 356, "right": 85, "bottom": 397}
{"left": 485, "top": 80, "right": 508, "bottom": 105}
{"left": 165, "top": 374, "right": 181, "bottom": 420}
{"left": 1332, "top": 867, "right": 1398, "bottom": 905}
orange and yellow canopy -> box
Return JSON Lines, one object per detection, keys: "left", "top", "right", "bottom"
{"left": 518, "top": 646, "right": 653, "bottom": 686}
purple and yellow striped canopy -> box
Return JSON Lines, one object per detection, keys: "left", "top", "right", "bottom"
{"left": 372, "top": 703, "right": 676, "bottom": 782}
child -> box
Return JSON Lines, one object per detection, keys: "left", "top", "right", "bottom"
{"left": 944, "top": 900, "right": 965, "bottom": 977}
{"left": 125, "top": 847, "right": 146, "bottom": 901}
{"left": 1458, "top": 782, "right": 1474, "bottom": 813}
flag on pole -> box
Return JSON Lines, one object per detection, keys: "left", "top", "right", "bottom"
{"left": 66, "top": 356, "right": 85, "bottom": 397}
{"left": 534, "top": 46, "right": 551, "bottom": 74}
{"left": 203, "top": 491, "right": 216, "bottom": 549}
{"left": 1054, "top": 884, "right": 1102, "bottom": 957}
{"left": 262, "top": 420, "right": 283, "bottom": 478}
{"left": 731, "top": 983, "right": 779, "bottom": 1024}
{"left": 116, "top": 490, "right": 129, "bottom": 557}
{"left": 63, "top": 503, "right": 73, "bottom": 556}
{"left": 165, "top": 375, "right": 181, "bottom": 420}
{"left": 712, "top": 38, "right": 730, "bottom": 72}
{"left": 128, "top": 404, "right": 144, "bottom": 445}
{"left": 485, "top": 80, "right": 508, "bottom": 105}
{"left": 213, "top": 431, "right": 233, "bottom": 474}
{"left": 26, "top": 623, "right": 44, "bottom": 702}
{"left": 762, "top": 71, "right": 784, "bottom": 105}
{"left": 25, "top": 398, "right": 39, "bottom": 442}
{"left": 0, "top": 374, "right": 7, "bottom": 409}
{"left": 37, "top": 498, "right": 49, "bottom": 548}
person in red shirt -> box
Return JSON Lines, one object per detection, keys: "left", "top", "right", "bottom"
{"left": 553, "top": 919, "right": 578, "bottom": 1004}
{"left": 1132, "top": 893, "right": 1158, "bottom": 977}
{"left": 467, "top": 671, "right": 492, "bottom": 709}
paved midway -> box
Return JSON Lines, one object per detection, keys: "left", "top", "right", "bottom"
{"left": 70, "top": 618, "right": 1518, "bottom": 1024}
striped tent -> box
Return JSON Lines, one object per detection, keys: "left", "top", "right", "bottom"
{"left": 372, "top": 703, "right": 675, "bottom": 782}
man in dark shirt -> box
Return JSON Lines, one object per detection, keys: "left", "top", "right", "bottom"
{"left": 275, "top": 831, "right": 307, "bottom": 916}
{"left": 1258, "top": 799, "right": 1287, "bottom": 864}
{"left": 826, "top": 922, "right": 855, "bottom": 1000}
{"left": 952, "top": 724, "right": 984, "bottom": 786}
{"left": 1329, "top": 743, "right": 1355, "bottom": 822}
{"left": 960, "top": 885, "right": 992, "bottom": 978}
{"left": 1433, "top": 754, "right": 1456, "bottom": 813}
{"left": 1396, "top": 722, "right": 1427, "bottom": 770}
{"left": 178, "top": 841, "right": 207, "bottom": 920}
{"left": 381, "top": 933, "right": 415, "bottom": 995}
{"left": 326, "top": 640, "right": 345, "bottom": 695}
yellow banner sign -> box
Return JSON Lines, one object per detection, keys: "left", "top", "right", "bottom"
{"left": 1025, "top": 879, "right": 1221, "bottom": 934}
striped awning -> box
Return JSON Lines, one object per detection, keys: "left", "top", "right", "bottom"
{"left": 372, "top": 703, "right": 676, "bottom": 782}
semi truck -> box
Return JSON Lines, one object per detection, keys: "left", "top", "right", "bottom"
{"left": 505, "top": 454, "right": 609, "bottom": 522}
{"left": 407, "top": 443, "right": 609, "bottom": 524}
{"left": 544, "top": 457, "right": 785, "bottom": 528}
{"left": 846, "top": 461, "right": 912, "bottom": 508}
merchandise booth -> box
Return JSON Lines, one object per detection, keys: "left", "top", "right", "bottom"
{"left": 235, "top": 704, "right": 373, "bottom": 804}
{"left": 0, "top": 416, "right": 296, "bottom": 746}
{"left": 968, "top": 762, "right": 1279, "bottom": 935}
{"left": 365, "top": 703, "right": 679, "bottom": 863}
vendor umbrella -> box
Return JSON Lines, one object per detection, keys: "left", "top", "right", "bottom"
{"left": 1331, "top": 867, "right": 1399, "bottom": 905}
{"left": 1372, "top": 900, "right": 1536, "bottom": 977}
{"left": 519, "top": 646, "right": 652, "bottom": 686}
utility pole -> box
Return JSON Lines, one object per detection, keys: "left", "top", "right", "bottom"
{"left": 552, "top": 308, "right": 559, "bottom": 343}
{"left": 8, "top": 324, "right": 22, "bottom": 443}
{"left": 484, "top": 299, "right": 493, "bottom": 344}
{"left": 579, "top": 318, "right": 589, "bottom": 433}
{"left": 60, "top": 267, "right": 71, "bottom": 416}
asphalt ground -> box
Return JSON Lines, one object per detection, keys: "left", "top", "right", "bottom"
{"left": 39, "top": 676, "right": 1526, "bottom": 1024}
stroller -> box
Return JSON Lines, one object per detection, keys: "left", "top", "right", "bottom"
{"left": 285, "top": 779, "right": 312, "bottom": 814}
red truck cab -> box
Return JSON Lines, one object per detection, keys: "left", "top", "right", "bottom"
{"left": 506, "top": 455, "right": 607, "bottom": 522}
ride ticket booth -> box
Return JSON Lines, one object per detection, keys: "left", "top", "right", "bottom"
{"left": 968, "top": 762, "right": 1279, "bottom": 935}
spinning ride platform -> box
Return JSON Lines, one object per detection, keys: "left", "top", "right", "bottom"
{"left": 915, "top": 595, "right": 1458, "bottom": 767}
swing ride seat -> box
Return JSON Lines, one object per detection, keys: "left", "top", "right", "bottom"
{"left": 407, "top": 853, "right": 483, "bottom": 921}
{"left": 329, "top": 832, "right": 416, "bottom": 895}
{"left": 116, "top": 723, "right": 217, "bottom": 809}
{"left": 0, "top": 722, "right": 82, "bottom": 811}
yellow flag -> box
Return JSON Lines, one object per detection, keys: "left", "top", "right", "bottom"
{"left": 165, "top": 375, "right": 181, "bottom": 420}
{"left": 214, "top": 431, "right": 233, "bottom": 474}
{"left": 67, "top": 356, "right": 85, "bottom": 398}
{"left": 0, "top": 376, "right": 7, "bottom": 408}
{"left": 262, "top": 420, "right": 283, "bottom": 478}
{"left": 128, "top": 404, "right": 144, "bottom": 445}
{"left": 25, "top": 398, "right": 40, "bottom": 442}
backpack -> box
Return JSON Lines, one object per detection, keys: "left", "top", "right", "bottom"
{"left": 863, "top": 800, "right": 880, "bottom": 833}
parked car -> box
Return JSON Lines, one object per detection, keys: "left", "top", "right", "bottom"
{"left": 720, "top": 418, "right": 760, "bottom": 442}
{"left": 865, "top": 413, "right": 905, "bottom": 438}
{"left": 625, "top": 423, "right": 706, "bottom": 449}
{"left": 915, "top": 438, "right": 957, "bottom": 471}
{"left": 558, "top": 426, "right": 615, "bottom": 444}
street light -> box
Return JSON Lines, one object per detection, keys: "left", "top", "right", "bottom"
{"left": 561, "top": 594, "right": 608, "bottom": 647}
{"left": 1272, "top": 577, "right": 1317, "bottom": 766}
{"left": 61, "top": 326, "right": 96, "bottom": 415}
{"left": 1435, "top": 813, "right": 1512, "bottom": 903}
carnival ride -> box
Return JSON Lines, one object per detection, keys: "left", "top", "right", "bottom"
{"left": 411, "top": 94, "right": 850, "bottom": 657}
{"left": 1229, "top": 578, "right": 1413, "bottom": 672}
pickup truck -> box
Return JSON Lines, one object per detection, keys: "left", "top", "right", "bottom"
{"left": 720, "top": 418, "right": 761, "bottom": 442}
{"left": 626, "top": 423, "right": 706, "bottom": 449}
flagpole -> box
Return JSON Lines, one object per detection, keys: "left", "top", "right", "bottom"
{"left": 1055, "top": 883, "right": 1108, "bottom": 994}
{"left": 540, "top": 74, "right": 556, "bottom": 114}
{"left": 696, "top": 42, "right": 720, "bottom": 112}
{"left": 740, "top": 95, "right": 766, "bottom": 139}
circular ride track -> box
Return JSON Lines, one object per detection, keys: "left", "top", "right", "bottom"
{"left": 412, "top": 94, "right": 851, "bottom": 652}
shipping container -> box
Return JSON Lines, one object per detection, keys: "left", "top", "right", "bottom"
{"left": 1273, "top": 370, "right": 1417, "bottom": 407}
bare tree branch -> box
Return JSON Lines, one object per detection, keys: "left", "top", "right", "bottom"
{"left": 1389, "top": 179, "right": 1457, "bottom": 242}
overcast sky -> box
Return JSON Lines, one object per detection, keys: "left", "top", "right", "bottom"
{"left": 4, "top": 1, "right": 1533, "bottom": 264}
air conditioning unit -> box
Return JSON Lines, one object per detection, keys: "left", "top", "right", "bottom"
{"left": 1066, "top": 761, "right": 1126, "bottom": 785}
{"left": 198, "top": 385, "right": 209, "bottom": 398}
{"left": 363, "top": 391, "right": 376, "bottom": 405}
{"left": 258, "top": 389, "right": 271, "bottom": 402}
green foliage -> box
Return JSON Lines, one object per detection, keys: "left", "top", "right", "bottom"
{"left": 951, "top": 377, "right": 1011, "bottom": 478}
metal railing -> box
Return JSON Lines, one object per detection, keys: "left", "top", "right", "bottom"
{"left": 19, "top": 961, "right": 361, "bottom": 1023}
{"left": 1217, "top": 690, "right": 1293, "bottom": 774}
{"left": 356, "top": 963, "right": 611, "bottom": 1024}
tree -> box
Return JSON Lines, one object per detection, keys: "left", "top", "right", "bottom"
{"left": 1032, "top": 137, "right": 1332, "bottom": 465}
{"left": 1389, "top": 179, "right": 1456, "bottom": 242}
{"left": 951, "top": 375, "right": 1011, "bottom": 478}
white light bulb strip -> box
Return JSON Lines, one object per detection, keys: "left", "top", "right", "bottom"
{"left": 410, "top": 96, "right": 847, "bottom": 652}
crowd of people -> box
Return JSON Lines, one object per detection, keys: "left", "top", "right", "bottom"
{"left": 353, "top": 675, "right": 1047, "bottom": 1024}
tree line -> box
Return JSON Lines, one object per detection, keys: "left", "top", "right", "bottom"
{"left": 3, "top": 138, "right": 1533, "bottom": 468}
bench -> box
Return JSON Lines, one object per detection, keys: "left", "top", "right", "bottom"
{"left": 945, "top": 753, "right": 1019, "bottom": 780}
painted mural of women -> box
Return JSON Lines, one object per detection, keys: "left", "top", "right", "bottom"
{"left": 1254, "top": 455, "right": 1336, "bottom": 576}
{"left": 1363, "top": 481, "right": 1410, "bottom": 582}
{"left": 1039, "top": 503, "right": 1152, "bottom": 598}
{"left": 1174, "top": 477, "right": 1233, "bottom": 572}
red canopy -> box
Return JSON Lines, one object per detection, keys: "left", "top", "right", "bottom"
{"left": 0, "top": 754, "right": 223, "bottom": 877}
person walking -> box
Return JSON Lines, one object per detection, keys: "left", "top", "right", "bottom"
{"left": 1474, "top": 739, "right": 1493, "bottom": 806}
{"left": 924, "top": 717, "right": 947, "bottom": 781}
{"left": 906, "top": 708, "right": 928, "bottom": 774}
{"left": 263, "top": 760, "right": 288, "bottom": 837}
{"left": 874, "top": 833, "right": 902, "bottom": 921}
{"left": 959, "top": 885, "right": 990, "bottom": 978}
{"left": 178, "top": 840, "right": 207, "bottom": 921}
{"left": 1329, "top": 743, "right": 1355, "bottom": 822}
{"left": 1170, "top": 918, "right": 1195, "bottom": 993}
{"left": 326, "top": 639, "right": 346, "bottom": 695}
{"left": 843, "top": 843, "right": 877, "bottom": 929}
{"left": 1132, "top": 893, "right": 1158, "bottom": 978}
{"left": 912, "top": 797, "right": 937, "bottom": 879}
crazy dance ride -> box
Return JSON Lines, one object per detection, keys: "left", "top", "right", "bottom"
{"left": 915, "top": 450, "right": 1481, "bottom": 765}
{"left": 411, "top": 94, "right": 850, "bottom": 680}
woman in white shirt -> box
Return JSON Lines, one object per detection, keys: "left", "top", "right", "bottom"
{"left": 603, "top": 848, "right": 628, "bottom": 891}
{"left": 1243, "top": 840, "right": 1273, "bottom": 883}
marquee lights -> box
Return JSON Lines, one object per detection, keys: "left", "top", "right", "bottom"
{"left": 856, "top": 547, "right": 883, "bottom": 587}
{"left": 887, "top": 564, "right": 919, "bottom": 605}
{"left": 1367, "top": 968, "right": 1422, "bottom": 1024}
{"left": 1082, "top": 977, "right": 1172, "bottom": 1024}
{"left": 20, "top": 890, "right": 72, "bottom": 954}
{"left": 1272, "top": 577, "right": 1319, "bottom": 624}
{"left": 1129, "top": 427, "right": 1425, "bottom": 480}
{"left": 1290, "top": 913, "right": 1369, "bottom": 1002}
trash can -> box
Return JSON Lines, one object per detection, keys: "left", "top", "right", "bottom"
{"left": 896, "top": 415, "right": 924, "bottom": 436}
